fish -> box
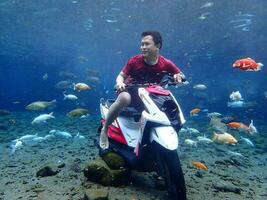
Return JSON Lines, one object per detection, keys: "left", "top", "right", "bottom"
{"left": 12, "top": 134, "right": 46, "bottom": 145}
{"left": 179, "top": 128, "right": 188, "bottom": 134}
{"left": 42, "top": 73, "right": 48, "bottom": 80}
{"left": 221, "top": 116, "right": 236, "bottom": 124}
{"left": 207, "top": 112, "right": 222, "bottom": 118}
{"left": 63, "top": 94, "right": 78, "bottom": 100}
{"left": 15, "top": 134, "right": 38, "bottom": 142}
{"left": 73, "top": 83, "right": 91, "bottom": 91}
{"left": 192, "top": 161, "right": 208, "bottom": 171}
{"left": 240, "top": 136, "right": 254, "bottom": 147}
{"left": 186, "top": 128, "right": 200, "bottom": 135}
{"left": 226, "top": 121, "right": 249, "bottom": 131}
{"left": 86, "top": 76, "right": 101, "bottom": 83}
{"left": 233, "top": 58, "right": 263, "bottom": 71}
{"left": 209, "top": 116, "right": 227, "bottom": 133}
{"left": 229, "top": 91, "right": 243, "bottom": 101}
{"left": 227, "top": 150, "right": 244, "bottom": 157}
{"left": 67, "top": 108, "right": 89, "bottom": 117}
{"left": 74, "top": 132, "right": 85, "bottom": 140}
{"left": 212, "top": 132, "right": 238, "bottom": 145}
{"left": 43, "top": 134, "right": 56, "bottom": 140}
{"left": 193, "top": 84, "right": 207, "bottom": 90}
{"left": 200, "top": 2, "right": 214, "bottom": 9}
{"left": 59, "top": 71, "right": 77, "bottom": 79}
{"left": 105, "top": 19, "right": 118, "bottom": 23}
{"left": 190, "top": 108, "right": 201, "bottom": 116}
{"left": 10, "top": 140, "right": 23, "bottom": 154}
{"left": 184, "top": 139, "right": 198, "bottom": 147}
{"left": 78, "top": 56, "right": 89, "bottom": 63}
{"left": 0, "top": 109, "right": 11, "bottom": 115}
{"left": 248, "top": 120, "right": 257, "bottom": 135}
{"left": 227, "top": 100, "right": 245, "bottom": 108}
{"left": 26, "top": 100, "right": 56, "bottom": 111}
{"left": 197, "top": 135, "right": 213, "bottom": 143}
{"left": 55, "top": 80, "right": 73, "bottom": 90}
{"left": 31, "top": 112, "right": 55, "bottom": 124}
{"left": 49, "top": 130, "right": 72, "bottom": 139}
{"left": 198, "top": 12, "right": 210, "bottom": 20}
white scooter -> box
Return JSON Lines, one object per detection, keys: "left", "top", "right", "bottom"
{"left": 98, "top": 76, "right": 187, "bottom": 200}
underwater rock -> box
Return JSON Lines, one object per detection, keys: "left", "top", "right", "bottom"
{"left": 213, "top": 181, "right": 241, "bottom": 194}
{"left": 84, "top": 189, "right": 109, "bottom": 200}
{"left": 0, "top": 109, "right": 11, "bottom": 116}
{"left": 83, "top": 157, "right": 130, "bottom": 186}
{"left": 36, "top": 166, "right": 59, "bottom": 177}
{"left": 101, "top": 152, "right": 126, "bottom": 169}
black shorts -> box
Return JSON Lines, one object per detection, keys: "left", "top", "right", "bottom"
{"left": 127, "top": 87, "right": 144, "bottom": 112}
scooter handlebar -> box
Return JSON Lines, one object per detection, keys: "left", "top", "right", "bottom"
{"left": 114, "top": 76, "right": 188, "bottom": 92}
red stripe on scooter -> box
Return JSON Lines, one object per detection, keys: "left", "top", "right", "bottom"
{"left": 108, "top": 120, "right": 127, "bottom": 145}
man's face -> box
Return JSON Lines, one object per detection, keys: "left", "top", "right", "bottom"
{"left": 140, "top": 35, "right": 159, "bottom": 57}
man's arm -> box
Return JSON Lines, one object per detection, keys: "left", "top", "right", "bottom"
{"left": 173, "top": 72, "right": 186, "bottom": 83}
{"left": 116, "top": 71, "right": 128, "bottom": 91}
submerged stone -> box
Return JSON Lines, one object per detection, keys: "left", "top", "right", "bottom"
{"left": 36, "top": 166, "right": 59, "bottom": 177}
{"left": 83, "top": 157, "right": 130, "bottom": 186}
{"left": 101, "top": 152, "right": 126, "bottom": 169}
{"left": 84, "top": 189, "right": 109, "bottom": 200}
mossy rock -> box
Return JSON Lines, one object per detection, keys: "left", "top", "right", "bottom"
{"left": 111, "top": 168, "right": 130, "bottom": 186}
{"left": 101, "top": 152, "right": 126, "bottom": 169}
{"left": 84, "top": 157, "right": 130, "bottom": 186}
{"left": 36, "top": 166, "right": 59, "bottom": 177}
{"left": 84, "top": 158, "right": 112, "bottom": 186}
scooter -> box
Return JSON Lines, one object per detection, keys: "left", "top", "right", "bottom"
{"left": 98, "top": 76, "right": 187, "bottom": 200}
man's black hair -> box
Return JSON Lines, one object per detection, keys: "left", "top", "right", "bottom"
{"left": 141, "top": 31, "right": 162, "bottom": 49}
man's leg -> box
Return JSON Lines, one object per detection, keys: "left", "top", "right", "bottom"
{"left": 100, "top": 92, "right": 131, "bottom": 149}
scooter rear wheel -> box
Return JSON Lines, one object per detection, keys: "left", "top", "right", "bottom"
{"left": 159, "top": 149, "right": 186, "bottom": 200}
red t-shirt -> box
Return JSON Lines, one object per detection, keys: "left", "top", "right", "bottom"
{"left": 122, "top": 54, "right": 181, "bottom": 84}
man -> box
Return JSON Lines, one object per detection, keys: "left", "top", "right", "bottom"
{"left": 100, "top": 31, "right": 185, "bottom": 149}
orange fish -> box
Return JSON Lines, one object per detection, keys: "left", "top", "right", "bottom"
{"left": 212, "top": 132, "right": 238, "bottom": 145}
{"left": 73, "top": 83, "right": 91, "bottom": 91}
{"left": 190, "top": 108, "right": 201, "bottom": 116}
{"left": 192, "top": 161, "right": 208, "bottom": 171}
{"left": 227, "top": 122, "right": 249, "bottom": 131}
{"left": 233, "top": 58, "right": 263, "bottom": 71}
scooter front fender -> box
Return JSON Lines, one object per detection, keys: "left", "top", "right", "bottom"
{"left": 150, "top": 126, "right": 178, "bottom": 150}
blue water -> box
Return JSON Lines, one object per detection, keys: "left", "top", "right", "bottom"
{"left": 0, "top": 0, "right": 266, "bottom": 119}
{"left": 0, "top": 1, "right": 267, "bottom": 199}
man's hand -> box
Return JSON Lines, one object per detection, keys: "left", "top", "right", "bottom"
{"left": 173, "top": 73, "right": 185, "bottom": 83}
{"left": 115, "top": 82, "right": 126, "bottom": 92}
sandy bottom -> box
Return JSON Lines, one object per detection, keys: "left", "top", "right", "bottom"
{"left": 0, "top": 112, "right": 266, "bottom": 200}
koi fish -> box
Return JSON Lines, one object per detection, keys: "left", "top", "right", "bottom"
{"left": 229, "top": 91, "right": 243, "bottom": 101}
{"left": 226, "top": 122, "right": 249, "bottom": 131}
{"left": 190, "top": 108, "right": 201, "bottom": 116}
{"left": 192, "top": 161, "right": 208, "bottom": 171}
{"left": 212, "top": 132, "right": 238, "bottom": 145}
{"left": 73, "top": 83, "right": 91, "bottom": 91}
{"left": 184, "top": 139, "right": 198, "bottom": 147}
{"left": 233, "top": 58, "right": 263, "bottom": 71}
{"left": 248, "top": 120, "right": 257, "bottom": 135}
{"left": 240, "top": 136, "right": 254, "bottom": 147}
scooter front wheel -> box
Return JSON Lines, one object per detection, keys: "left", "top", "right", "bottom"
{"left": 157, "top": 148, "right": 186, "bottom": 200}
